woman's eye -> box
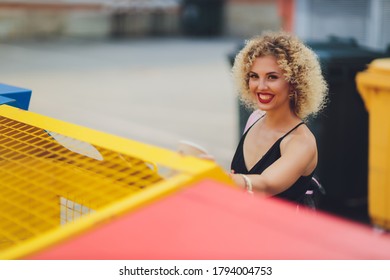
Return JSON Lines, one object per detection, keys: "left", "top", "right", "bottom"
{"left": 249, "top": 73, "right": 258, "bottom": 79}
{"left": 268, "top": 75, "right": 278, "bottom": 80}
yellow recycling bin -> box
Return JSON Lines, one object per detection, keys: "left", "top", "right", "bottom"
{"left": 0, "top": 105, "right": 233, "bottom": 259}
{"left": 356, "top": 58, "right": 390, "bottom": 230}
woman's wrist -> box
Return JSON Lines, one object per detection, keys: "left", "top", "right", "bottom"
{"left": 229, "top": 172, "right": 254, "bottom": 194}
{"left": 239, "top": 174, "right": 253, "bottom": 194}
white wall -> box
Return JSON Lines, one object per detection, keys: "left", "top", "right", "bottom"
{"left": 295, "top": 0, "right": 390, "bottom": 51}
{"left": 225, "top": 0, "right": 282, "bottom": 38}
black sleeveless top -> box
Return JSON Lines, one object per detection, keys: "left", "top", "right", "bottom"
{"left": 231, "top": 116, "right": 314, "bottom": 203}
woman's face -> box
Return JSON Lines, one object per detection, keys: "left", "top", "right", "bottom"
{"left": 248, "top": 55, "right": 291, "bottom": 114}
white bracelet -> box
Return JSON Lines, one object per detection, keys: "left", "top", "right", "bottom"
{"left": 240, "top": 174, "right": 253, "bottom": 194}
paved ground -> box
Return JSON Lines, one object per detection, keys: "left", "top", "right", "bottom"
{"left": 0, "top": 37, "right": 242, "bottom": 170}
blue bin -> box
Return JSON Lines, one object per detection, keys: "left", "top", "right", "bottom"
{"left": 0, "top": 83, "right": 32, "bottom": 110}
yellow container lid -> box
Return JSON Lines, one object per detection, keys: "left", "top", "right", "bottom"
{"left": 367, "top": 58, "right": 390, "bottom": 74}
{"left": 356, "top": 58, "right": 390, "bottom": 112}
{"left": 357, "top": 58, "right": 390, "bottom": 90}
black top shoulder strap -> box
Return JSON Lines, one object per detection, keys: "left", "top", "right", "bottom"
{"left": 280, "top": 122, "right": 305, "bottom": 140}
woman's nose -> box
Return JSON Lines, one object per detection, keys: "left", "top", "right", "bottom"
{"left": 257, "top": 78, "right": 268, "bottom": 90}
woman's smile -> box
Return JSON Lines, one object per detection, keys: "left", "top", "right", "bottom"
{"left": 257, "top": 92, "right": 275, "bottom": 104}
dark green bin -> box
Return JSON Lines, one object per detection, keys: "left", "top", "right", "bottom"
{"left": 180, "top": 0, "right": 225, "bottom": 36}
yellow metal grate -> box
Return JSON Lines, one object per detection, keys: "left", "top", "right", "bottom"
{"left": 0, "top": 105, "right": 232, "bottom": 259}
{"left": 0, "top": 115, "right": 162, "bottom": 251}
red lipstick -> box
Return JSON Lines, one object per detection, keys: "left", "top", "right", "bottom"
{"left": 257, "top": 93, "right": 274, "bottom": 104}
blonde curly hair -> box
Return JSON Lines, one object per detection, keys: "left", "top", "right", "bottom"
{"left": 232, "top": 31, "right": 328, "bottom": 119}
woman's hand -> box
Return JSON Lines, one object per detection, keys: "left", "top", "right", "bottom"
{"left": 229, "top": 170, "right": 245, "bottom": 189}
{"left": 197, "top": 153, "right": 215, "bottom": 161}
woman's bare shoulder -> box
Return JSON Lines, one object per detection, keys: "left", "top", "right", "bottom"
{"left": 282, "top": 124, "right": 317, "bottom": 153}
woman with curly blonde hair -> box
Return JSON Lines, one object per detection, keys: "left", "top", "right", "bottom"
{"left": 230, "top": 31, "right": 328, "bottom": 205}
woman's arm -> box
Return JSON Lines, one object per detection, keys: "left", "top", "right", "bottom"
{"left": 231, "top": 134, "right": 316, "bottom": 195}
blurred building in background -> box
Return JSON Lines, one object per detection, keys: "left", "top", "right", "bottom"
{"left": 0, "top": 0, "right": 181, "bottom": 39}
{"left": 0, "top": 0, "right": 389, "bottom": 49}
{"left": 224, "top": 0, "right": 281, "bottom": 37}
{"left": 0, "top": 0, "right": 107, "bottom": 39}
{"left": 0, "top": 0, "right": 283, "bottom": 40}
